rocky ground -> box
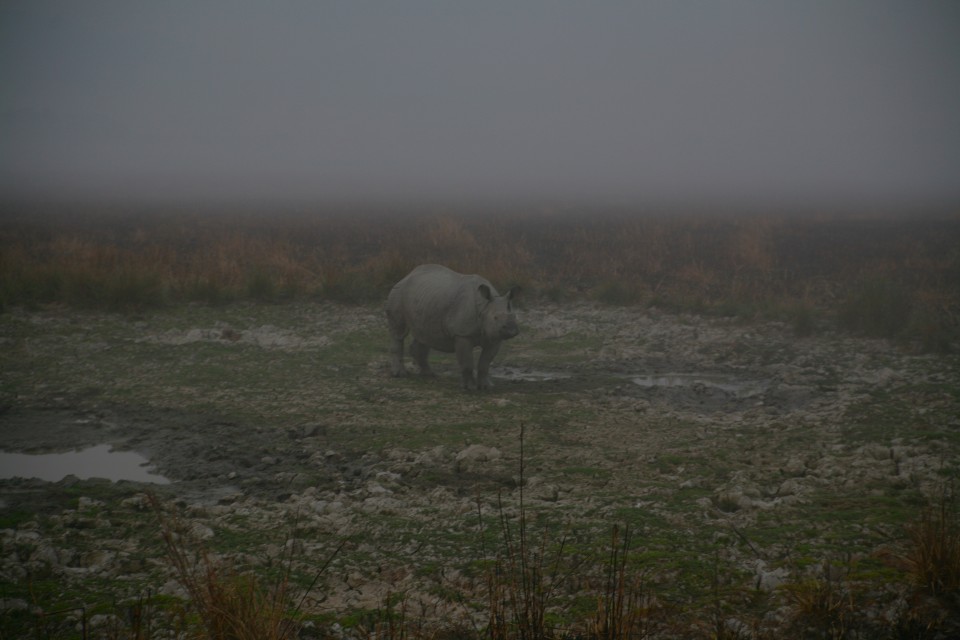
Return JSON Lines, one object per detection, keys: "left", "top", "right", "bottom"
{"left": 1, "top": 301, "right": 958, "bottom": 637}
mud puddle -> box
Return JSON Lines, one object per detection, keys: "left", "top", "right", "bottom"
{"left": 0, "top": 445, "right": 170, "bottom": 484}
{"left": 0, "top": 405, "right": 332, "bottom": 501}
{"left": 494, "top": 366, "right": 572, "bottom": 382}
{"left": 630, "top": 372, "right": 768, "bottom": 398}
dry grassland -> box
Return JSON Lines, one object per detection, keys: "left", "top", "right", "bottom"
{"left": 2, "top": 205, "right": 958, "bottom": 349}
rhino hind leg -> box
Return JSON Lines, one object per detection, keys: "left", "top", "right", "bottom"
{"left": 387, "top": 308, "right": 409, "bottom": 377}
{"left": 390, "top": 336, "right": 408, "bottom": 377}
{"left": 410, "top": 339, "right": 435, "bottom": 377}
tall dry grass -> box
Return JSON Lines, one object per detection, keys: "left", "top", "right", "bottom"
{"left": 591, "top": 525, "right": 659, "bottom": 640}
{"left": 149, "top": 494, "right": 339, "bottom": 640}
{"left": 1, "top": 205, "right": 957, "bottom": 347}
{"left": 905, "top": 489, "right": 960, "bottom": 600}
{"left": 477, "top": 424, "right": 664, "bottom": 640}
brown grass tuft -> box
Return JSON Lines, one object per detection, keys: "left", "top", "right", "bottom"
{"left": 905, "top": 490, "right": 960, "bottom": 600}
{"left": 149, "top": 494, "right": 338, "bottom": 640}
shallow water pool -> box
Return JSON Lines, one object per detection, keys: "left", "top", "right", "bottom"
{"left": 0, "top": 444, "right": 170, "bottom": 484}
{"left": 631, "top": 372, "right": 767, "bottom": 398}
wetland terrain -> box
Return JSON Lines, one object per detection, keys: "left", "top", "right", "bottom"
{"left": 1, "top": 208, "right": 959, "bottom": 637}
{"left": 2, "top": 298, "right": 959, "bottom": 637}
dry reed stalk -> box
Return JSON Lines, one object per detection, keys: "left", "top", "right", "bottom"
{"left": 906, "top": 490, "right": 960, "bottom": 598}
{"left": 148, "top": 495, "right": 340, "bottom": 640}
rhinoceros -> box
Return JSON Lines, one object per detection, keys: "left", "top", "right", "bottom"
{"left": 386, "top": 264, "right": 519, "bottom": 390}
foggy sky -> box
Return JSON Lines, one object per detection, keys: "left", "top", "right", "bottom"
{"left": 2, "top": 1, "right": 959, "bottom": 207}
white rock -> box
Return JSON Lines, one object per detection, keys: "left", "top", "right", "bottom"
{"left": 187, "top": 522, "right": 214, "bottom": 541}
{"left": 29, "top": 543, "right": 61, "bottom": 567}
{"left": 455, "top": 445, "right": 501, "bottom": 463}
{"left": 78, "top": 496, "right": 105, "bottom": 510}
{"left": 752, "top": 560, "right": 790, "bottom": 592}
{"left": 777, "top": 478, "right": 806, "bottom": 497}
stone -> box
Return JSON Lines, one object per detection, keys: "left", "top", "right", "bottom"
{"left": 455, "top": 444, "right": 501, "bottom": 463}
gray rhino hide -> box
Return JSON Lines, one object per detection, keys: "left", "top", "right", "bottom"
{"left": 387, "top": 264, "right": 519, "bottom": 390}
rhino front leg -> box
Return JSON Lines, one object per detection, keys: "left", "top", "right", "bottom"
{"left": 455, "top": 337, "right": 477, "bottom": 390}
{"left": 477, "top": 342, "right": 501, "bottom": 390}
{"left": 410, "top": 339, "right": 435, "bottom": 377}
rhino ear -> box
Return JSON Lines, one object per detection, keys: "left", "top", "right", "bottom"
{"left": 478, "top": 284, "right": 493, "bottom": 301}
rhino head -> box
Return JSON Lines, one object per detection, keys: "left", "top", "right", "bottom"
{"left": 478, "top": 284, "right": 520, "bottom": 341}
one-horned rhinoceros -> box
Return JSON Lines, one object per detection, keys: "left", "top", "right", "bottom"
{"left": 387, "top": 264, "right": 520, "bottom": 390}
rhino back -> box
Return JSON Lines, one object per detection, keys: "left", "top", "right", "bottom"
{"left": 392, "top": 265, "right": 486, "bottom": 349}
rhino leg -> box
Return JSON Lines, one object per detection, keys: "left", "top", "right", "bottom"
{"left": 455, "top": 336, "right": 477, "bottom": 390}
{"left": 390, "top": 336, "right": 407, "bottom": 376}
{"left": 410, "top": 339, "right": 435, "bottom": 377}
{"left": 477, "top": 342, "right": 501, "bottom": 390}
{"left": 387, "top": 308, "right": 408, "bottom": 377}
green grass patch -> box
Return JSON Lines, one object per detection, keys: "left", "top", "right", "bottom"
{"left": 842, "top": 382, "right": 960, "bottom": 447}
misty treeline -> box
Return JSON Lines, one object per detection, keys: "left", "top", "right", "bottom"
{"left": 1, "top": 206, "right": 958, "bottom": 349}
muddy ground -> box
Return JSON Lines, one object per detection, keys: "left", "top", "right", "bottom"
{"left": 1, "top": 301, "right": 959, "bottom": 637}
